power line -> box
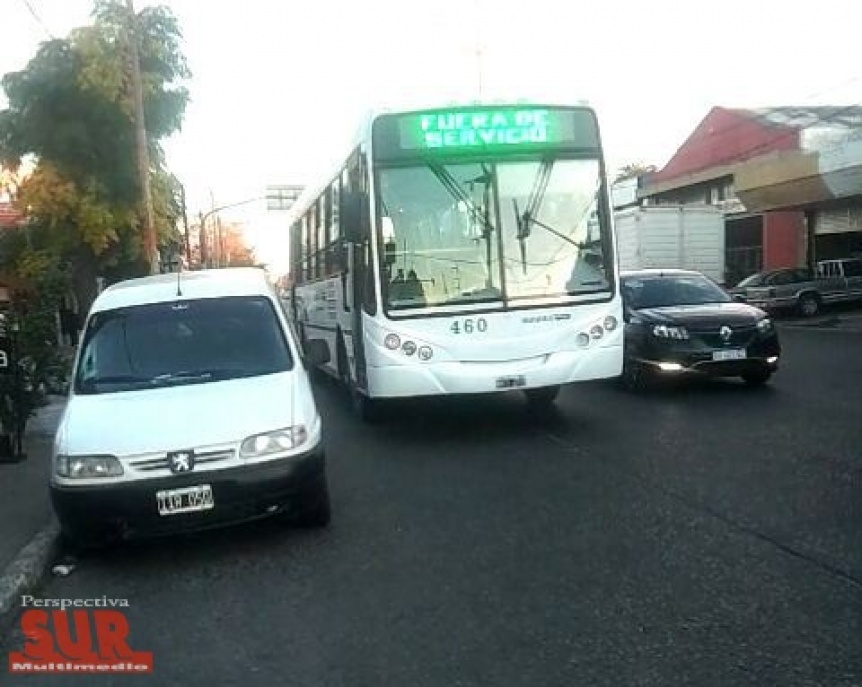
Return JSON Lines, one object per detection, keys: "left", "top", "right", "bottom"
{"left": 19, "top": 0, "right": 54, "bottom": 39}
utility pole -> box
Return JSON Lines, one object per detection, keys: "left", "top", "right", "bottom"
{"left": 178, "top": 184, "right": 190, "bottom": 267}
{"left": 125, "top": 0, "right": 158, "bottom": 274}
{"left": 198, "top": 212, "right": 209, "bottom": 268}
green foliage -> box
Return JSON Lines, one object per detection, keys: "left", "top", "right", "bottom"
{"left": 0, "top": 270, "right": 70, "bottom": 455}
{"left": 0, "top": 0, "right": 190, "bottom": 290}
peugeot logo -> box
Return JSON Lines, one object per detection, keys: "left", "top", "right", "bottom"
{"left": 168, "top": 450, "right": 195, "bottom": 474}
{"left": 720, "top": 325, "right": 733, "bottom": 343}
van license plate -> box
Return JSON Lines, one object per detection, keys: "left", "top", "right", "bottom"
{"left": 156, "top": 485, "right": 214, "bottom": 516}
{"left": 496, "top": 375, "right": 526, "bottom": 389}
{"left": 712, "top": 349, "right": 746, "bottom": 361}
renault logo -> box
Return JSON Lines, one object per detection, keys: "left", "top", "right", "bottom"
{"left": 720, "top": 325, "right": 733, "bottom": 343}
{"left": 168, "top": 450, "right": 195, "bottom": 473}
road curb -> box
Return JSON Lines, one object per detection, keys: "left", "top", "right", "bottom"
{"left": 0, "top": 520, "right": 60, "bottom": 633}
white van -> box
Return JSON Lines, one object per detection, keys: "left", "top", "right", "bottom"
{"left": 50, "top": 268, "right": 331, "bottom": 548}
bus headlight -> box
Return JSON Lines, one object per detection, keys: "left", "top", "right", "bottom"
{"left": 402, "top": 341, "right": 417, "bottom": 356}
{"left": 418, "top": 346, "right": 433, "bottom": 361}
{"left": 576, "top": 333, "right": 590, "bottom": 348}
{"left": 603, "top": 316, "right": 618, "bottom": 331}
{"left": 590, "top": 325, "right": 604, "bottom": 340}
{"left": 384, "top": 333, "right": 401, "bottom": 350}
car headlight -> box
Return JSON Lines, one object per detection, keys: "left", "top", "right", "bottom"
{"left": 240, "top": 426, "right": 308, "bottom": 458}
{"left": 652, "top": 324, "right": 689, "bottom": 340}
{"left": 756, "top": 317, "right": 773, "bottom": 333}
{"left": 56, "top": 455, "right": 123, "bottom": 479}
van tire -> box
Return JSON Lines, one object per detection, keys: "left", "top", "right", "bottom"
{"left": 524, "top": 385, "right": 561, "bottom": 407}
{"left": 798, "top": 292, "right": 820, "bottom": 318}
{"left": 294, "top": 478, "right": 331, "bottom": 528}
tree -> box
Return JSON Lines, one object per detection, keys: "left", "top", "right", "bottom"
{"left": 615, "top": 162, "right": 657, "bottom": 183}
{"left": 219, "top": 222, "right": 258, "bottom": 268}
{"left": 0, "top": 0, "right": 190, "bottom": 313}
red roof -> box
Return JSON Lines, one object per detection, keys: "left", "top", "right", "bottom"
{"left": 652, "top": 106, "right": 804, "bottom": 184}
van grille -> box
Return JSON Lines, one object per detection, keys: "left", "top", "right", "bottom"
{"left": 128, "top": 448, "right": 235, "bottom": 472}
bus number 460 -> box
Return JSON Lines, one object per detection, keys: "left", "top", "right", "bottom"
{"left": 450, "top": 318, "right": 488, "bottom": 335}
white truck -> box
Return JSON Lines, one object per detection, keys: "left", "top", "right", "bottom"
{"left": 614, "top": 205, "right": 726, "bottom": 284}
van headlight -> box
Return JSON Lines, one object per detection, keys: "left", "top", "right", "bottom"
{"left": 756, "top": 317, "right": 773, "bottom": 333}
{"left": 56, "top": 455, "right": 123, "bottom": 479}
{"left": 240, "top": 426, "right": 308, "bottom": 458}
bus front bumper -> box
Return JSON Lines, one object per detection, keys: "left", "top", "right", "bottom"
{"left": 365, "top": 345, "right": 622, "bottom": 398}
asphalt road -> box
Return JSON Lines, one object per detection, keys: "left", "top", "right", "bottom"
{"left": 3, "top": 326, "right": 861, "bottom": 686}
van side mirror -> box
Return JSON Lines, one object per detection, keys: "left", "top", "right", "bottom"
{"left": 304, "top": 338, "right": 330, "bottom": 367}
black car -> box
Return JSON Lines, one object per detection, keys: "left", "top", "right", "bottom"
{"left": 620, "top": 269, "right": 780, "bottom": 389}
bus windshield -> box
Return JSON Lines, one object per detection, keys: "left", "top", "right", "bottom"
{"left": 377, "top": 158, "right": 609, "bottom": 311}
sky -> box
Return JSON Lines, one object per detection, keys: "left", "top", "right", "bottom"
{"left": 2, "top": 0, "right": 861, "bottom": 275}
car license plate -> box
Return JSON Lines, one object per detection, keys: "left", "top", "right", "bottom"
{"left": 496, "top": 375, "right": 526, "bottom": 389}
{"left": 156, "top": 485, "right": 214, "bottom": 516}
{"left": 712, "top": 349, "right": 746, "bottom": 361}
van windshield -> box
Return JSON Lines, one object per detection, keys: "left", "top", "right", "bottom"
{"left": 75, "top": 296, "right": 293, "bottom": 395}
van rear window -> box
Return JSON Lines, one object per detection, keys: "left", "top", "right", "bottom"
{"left": 75, "top": 296, "right": 293, "bottom": 395}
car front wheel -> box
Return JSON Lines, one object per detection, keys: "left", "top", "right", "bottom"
{"left": 741, "top": 369, "right": 772, "bottom": 387}
{"left": 798, "top": 293, "right": 821, "bottom": 318}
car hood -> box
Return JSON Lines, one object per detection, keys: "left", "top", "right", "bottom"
{"left": 57, "top": 370, "right": 318, "bottom": 457}
{"left": 632, "top": 302, "right": 764, "bottom": 329}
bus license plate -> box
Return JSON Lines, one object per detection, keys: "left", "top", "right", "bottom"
{"left": 712, "top": 349, "right": 746, "bottom": 361}
{"left": 496, "top": 375, "right": 526, "bottom": 389}
{"left": 156, "top": 485, "right": 214, "bottom": 516}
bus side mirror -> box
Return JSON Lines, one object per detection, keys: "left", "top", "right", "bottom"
{"left": 341, "top": 192, "right": 363, "bottom": 243}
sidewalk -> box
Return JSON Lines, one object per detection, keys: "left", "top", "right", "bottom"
{"left": 0, "top": 397, "right": 64, "bottom": 574}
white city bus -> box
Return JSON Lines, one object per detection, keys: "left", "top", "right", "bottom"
{"left": 288, "top": 103, "right": 622, "bottom": 419}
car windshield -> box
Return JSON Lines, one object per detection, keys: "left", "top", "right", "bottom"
{"left": 376, "top": 158, "right": 609, "bottom": 310}
{"left": 736, "top": 272, "right": 768, "bottom": 287}
{"left": 622, "top": 274, "right": 732, "bottom": 309}
{"left": 75, "top": 296, "right": 292, "bottom": 395}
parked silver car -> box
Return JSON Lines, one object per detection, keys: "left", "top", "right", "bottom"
{"left": 732, "top": 259, "right": 862, "bottom": 317}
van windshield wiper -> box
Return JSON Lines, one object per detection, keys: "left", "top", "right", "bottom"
{"left": 150, "top": 371, "right": 215, "bottom": 386}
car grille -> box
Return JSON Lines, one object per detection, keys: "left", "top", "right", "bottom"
{"left": 128, "top": 448, "right": 235, "bottom": 473}
{"left": 692, "top": 326, "right": 757, "bottom": 348}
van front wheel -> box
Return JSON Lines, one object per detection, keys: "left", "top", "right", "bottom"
{"left": 524, "top": 385, "right": 561, "bottom": 407}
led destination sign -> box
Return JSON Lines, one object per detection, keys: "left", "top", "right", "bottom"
{"left": 417, "top": 109, "right": 553, "bottom": 149}
{"left": 374, "top": 106, "right": 599, "bottom": 159}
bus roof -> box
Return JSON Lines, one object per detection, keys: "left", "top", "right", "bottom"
{"left": 283, "top": 100, "right": 598, "bottom": 229}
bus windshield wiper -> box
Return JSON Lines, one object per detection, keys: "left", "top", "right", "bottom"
{"left": 514, "top": 158, "right": 554, "bottom": 274}
{"left": 427, "top": 162, "right": 497, "bottom": 288}
{"left": 514, "top": 178, "right": 603, "bottom": 271}
{"left": 427, "top": 162, "right": 496, "bottom": 240}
